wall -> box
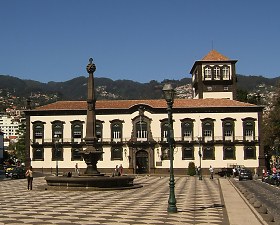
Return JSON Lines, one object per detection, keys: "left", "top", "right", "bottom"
{"left": 29, "top": 109, "right": 260, "bottom": 173}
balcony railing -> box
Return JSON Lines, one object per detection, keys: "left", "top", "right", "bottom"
{"left": 30, "top": 135, "right": 259, "bottom": 145}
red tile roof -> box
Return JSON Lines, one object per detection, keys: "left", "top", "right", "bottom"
{"left": 202, "top": 50, "right": 230, "bottom": 61}
{"left": 190, "top": 50, "right": 237, "bottom": 74}
{"left": 34, "top": 98, "right": 256, "bottom": 111}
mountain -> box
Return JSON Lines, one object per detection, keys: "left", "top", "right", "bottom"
{"left": 237, "top": 75, "right": 280, "bottom": 91}
{"left": 0, "top": 75, "right": 193, "bottom": 101}
{"left": 0, "top": 74, "right": 279, "bottom": 109}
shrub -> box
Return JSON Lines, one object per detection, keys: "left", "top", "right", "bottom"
{"left": 188, "top": 162, "right": 196, "bottom": 176}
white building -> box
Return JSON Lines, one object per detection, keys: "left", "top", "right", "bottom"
{"left": 24, "top": 50, "right": 265, "bottom": 175}
{"left": 0, "top": 131, "right": 4, "bottom": 161}
{"left": 0, "top": 114, "right": 19, "bottom": 140}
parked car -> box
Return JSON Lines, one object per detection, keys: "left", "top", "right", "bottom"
{"left": 239, "top": 169, "right": 253, "bottom": 181}
{"left": 11, "top": 167, "right": 26, "bottom": 179}
{"left": 217, "top": 168, "right": 233, "bottom": 177}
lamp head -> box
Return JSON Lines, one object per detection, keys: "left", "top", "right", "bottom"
{"left": 162, "top": 84, "right": 175, "bottom": 103}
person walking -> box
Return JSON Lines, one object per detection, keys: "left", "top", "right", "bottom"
{"left": 209, "top": 165, "right": 214, "bottom": 179}
{"left": 233, "top": 167, "right": 237, "bottom": 177}
{"left": 119, "top": 164, "right": 123, "bottom": 175}
{"left": 25, "top": 166, "right": 33, "bottom": 190}
{"left": 114, "top": 165, "right": 120, "bottom": 176}
{"left": 75, "top": 163, "right": 80, "bottom": 175}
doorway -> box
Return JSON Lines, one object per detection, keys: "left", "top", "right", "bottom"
{"left": 136, "top": 150, "right": 149, "bottom": 174}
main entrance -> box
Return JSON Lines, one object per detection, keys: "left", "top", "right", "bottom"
{"left": 136, "top": 150, "right": 149, "bottom": 174}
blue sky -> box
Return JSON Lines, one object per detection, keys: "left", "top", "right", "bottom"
{"left": 0, "top": 1, "right": 280, "bottom": 83}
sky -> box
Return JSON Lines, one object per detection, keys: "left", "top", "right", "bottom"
{"left": 0, "top": 1, "right": 280, "bottom": 83}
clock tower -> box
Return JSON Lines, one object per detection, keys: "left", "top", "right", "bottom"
{"left": 190, "top": 50, "right": 237, "bottom": 100}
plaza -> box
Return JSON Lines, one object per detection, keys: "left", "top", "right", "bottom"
{"left": 0, "top": 175, "right": 267, "bottom": 225}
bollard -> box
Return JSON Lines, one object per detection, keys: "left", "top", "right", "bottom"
{"left": 253, "top": 201, "right": 262, "bottom": 208}
{"left": 258, "top": 206, "right": 268, "bottom": 214}
{"left": 263, "top": 213, "right": 274, "bottom": 222}
{"left": 249, "top": 197, "right": 256, "bottom": 204}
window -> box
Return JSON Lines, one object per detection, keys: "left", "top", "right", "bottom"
{"left": 111, "top": 120, "right": 123, "bottom": 142}
{"left": 203, "top": 146, "right": 215, "bottom": 160}
{"left": 214, "top": 66, "right": 220, "bottom": 80}
{"left": 34, "top": 124, "right": 43, "bottom": 138}
{"left": 136, "top": 120, "right": 148, "bottom": 141}
{"left": 245, "top": 129, "right": 253, "bottom": 137}
{"left": 96, "top": 121, "right": 103, "bottom": 140}
{"left": 33, "top": 148, "right": 44, "bottom": 160}
{"left": 71, "top": 121, "right": 83, "bottom": 140}
{"left": 52, "top": 146, "right": 63, "bottom": 161}
{"left": 181, "top": 120, "right": 193, "bottom": 141}
{"left": 222, "top": 119, "right": 234, "bottom": 141}
{"left": 222, "top": 66, "right": 230, "bottom": 80}
{"left": 73, "top": 125, "right": 82, "bottom": 138}
{"left": 204, "top": 129, "right": 212, "bottom": 136}
{"left": 224, "top": 86, "right": 229, "bottom": 91}
{"left": 111, "top": 147, "right": 123, "bottom": 160}
{"left": 32, "top": 121, "right": 45, "bottom": 144}
{"left": 224, "top": 130, "right": 232, "bottom": 136}
{"left": 243, "top": 119, "right": 255, "bottom": 141}
{"left": 112, "top": 123, "right": 121, "bottom": 139}
{"left": 71, "top": 148, "right": 83, "bottom": 161}
{"left": 202, "top": 119, "right": 214, "bottom": 141}
{"left": 224, "top": 146, "right": 235, "bottom": 160}
{"left": 52, "top": 121, "right": 64, "bottom": 141}
{"left": 161, "top": 120, "right": 169, "bottom": 142}
{"left": 204, "top": 66, "right": 212, "bottom": 80}
{"left": 182, "top": 146, "right": 194, "bottom": 160}
{"left": 244, "top": 146, "right": 256, "bottom": 159}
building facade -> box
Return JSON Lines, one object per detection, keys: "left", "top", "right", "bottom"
{"left": 24, "top": 50, "right": 265, "bottom": 175}
{"left": 0, "top": 113, "right": 19, "bottom": 140}
{"left": 0, "top": 131, "right": 4, "bottom": 161}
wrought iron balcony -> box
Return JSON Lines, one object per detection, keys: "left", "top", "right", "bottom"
{"left": 30, "top": 135, "right": 259, "bottom": 147}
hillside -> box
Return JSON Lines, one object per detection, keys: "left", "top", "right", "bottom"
{"left": 0, "top": 74, "right": 279, "bottom": 111}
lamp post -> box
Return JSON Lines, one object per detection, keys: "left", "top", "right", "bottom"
{"left": 54, "top": 134, "right": 59, "bottom": 176}
{"left": 198, "top": 136, "right": 202, "bottom": 180}
{"left": 162, "top": 83, "right": 177, "bottom": 213}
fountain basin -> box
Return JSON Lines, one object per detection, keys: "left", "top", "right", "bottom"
{"left": 44, "top": 175, "right": 141, "bottom": 190}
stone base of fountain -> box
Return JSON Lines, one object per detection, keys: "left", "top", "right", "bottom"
{"left": 44, "top": 175, "right": 141, "bottom": 191}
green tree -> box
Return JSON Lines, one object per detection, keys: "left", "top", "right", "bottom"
{"left": 236, "top": 89, "right": 248, "bottom": 102}
{"left": 15, "top": 121, "right": 26, "bottom": 163}
{"left": 188, "top": 162, "right": 196, "bottom": 176}
{"left": 262, "top": 82, "right": 280, "bottom": 150}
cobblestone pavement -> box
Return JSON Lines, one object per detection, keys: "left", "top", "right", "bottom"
{"left": 233, "top": 178, "right": 280, "bottom": 222}
{"left": 0, "top": 176, "right": 229, "bottom": 225}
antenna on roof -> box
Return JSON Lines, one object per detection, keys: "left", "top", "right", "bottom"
{"left": 211, "top": 40, "right": 214, "bottom": 50}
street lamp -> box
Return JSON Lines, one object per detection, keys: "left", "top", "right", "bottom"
{"left": 198, "top": 136, "right": 202, "bottom": 180}
{"left": 162, "top": 83, "right": 177, "bottom": 213}
{"left": 54, "top": 134, "right": 59, "bottom": 176}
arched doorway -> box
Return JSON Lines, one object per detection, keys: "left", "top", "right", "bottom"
{"left": 136, "top": 150, "right": 149, "bottom": 174}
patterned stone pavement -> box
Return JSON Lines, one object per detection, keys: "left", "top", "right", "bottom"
{"left": 0, "top": 175, "right": 229, "bottom": 225}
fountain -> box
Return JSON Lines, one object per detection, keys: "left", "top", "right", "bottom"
{"left": 45, "top": 58, "right": 139, "bottom": 190}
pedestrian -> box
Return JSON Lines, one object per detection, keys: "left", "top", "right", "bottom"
{"left": 272, "top": 166, "right": 277, "bottom": 174}
{"left": 262, "top": 168, "right": 266, "bottom": 177}
{"left": 232, "top": 167, "right": 236, "bottom": 177}
{"left": 75, "top": 163, "right": 80, "bottom": 175}
{"left": 209, "top": 165, "right": 214, "bottom": 179}
{"left": 25, "top": 166, "right": 33, "bottom": 190}
{"left": 119, "top": 164, "right": 123, "bottom": 175}
{"left": 114, "top": 165, "right": 119, "bottom": 176}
